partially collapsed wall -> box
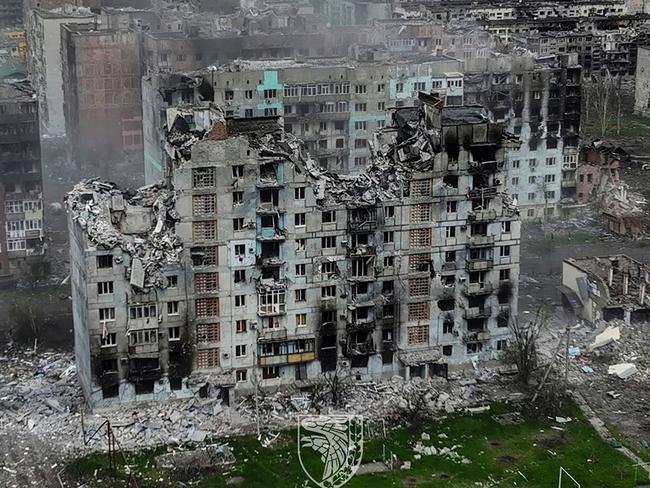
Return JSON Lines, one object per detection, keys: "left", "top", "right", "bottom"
{"left": 68, "top": 94, "right": 522, "bottom": 407}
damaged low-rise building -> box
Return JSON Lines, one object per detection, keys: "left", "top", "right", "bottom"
{"left": 561, "top": 255, "right": 650, "bottom": 324}
{"left": 68, "top": 93, "right": 520, "bottom": 407}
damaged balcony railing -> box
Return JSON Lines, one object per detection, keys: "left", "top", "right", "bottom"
{"left": 345, "top": 332, "right": 375, "bottom": 356}
{"left": 346, "top": 244, "right": 376, "bottom": 257}
{"left": 462, "top": 305, "right": 492, "bottom": 319}
{"left": 462, "top": 330, "right": 491, "bottom": 342}
{"left": 463, "top": 281, "right": 493, "bottom": 295}
{"left": 467, "top": 209, "right": 498, "bottom": 222}
{"left": 467, "top": 235, "right": 495, "bottom": 247}
{"left": 466, "top": 258, "right": 494, "bottom": 271}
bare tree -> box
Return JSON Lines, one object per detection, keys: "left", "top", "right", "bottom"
{"left": 310, "top": 365, "right": 353, "bottom": 409}
{"left": 502, "top": 308, "right": 548, "bottom": 385}
{"left": 584, "top": 69, "right": 622, "bottom": 138}
{"left": 393, "top": 385, "right": 433, "bottom": 433}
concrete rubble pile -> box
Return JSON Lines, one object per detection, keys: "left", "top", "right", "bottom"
{"left": 0, "top": 349, "right": 82, "bottom": 452}
{"left": 66, "top": 178, "right": 182, "bottom": 289}
{"left": 566, "top": 319, "right": 650, "bottom": 448}
{"left": 569, "top": 318, "right": 648, "bottom": 383}
{"left": 0, "top": 347, "right": 518, "bottom": 458}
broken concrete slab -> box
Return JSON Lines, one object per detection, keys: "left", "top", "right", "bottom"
{"left": 590, "top": 325, "right": 620, "bottom": 350}
{"left": 608, "top": 363, "right": 638, "bottom": 379}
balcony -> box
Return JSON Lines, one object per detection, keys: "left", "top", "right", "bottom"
{"left": 257, "top": 226, "right": 286, "bottom": 241}
{"left": 346, "top": 320, "right": 376, "bottom": 332}
{"left": 346, "top": 244, "right": 376, "bottom": 257}
{"left": 258, "top": 327, "right": 288, "bottom": 341}
{"left": 259, "top": 351, "right": 316, "bottom": 366}
{"left": 467, "top": 187, "right": 498, "bottom": 199}
{"left": 321, "top": 296, "right": 338, "bottom": 310}
{"left": 128, "top": 343, "right": 159, "bottom": 356}
{"left": 463, "top": 282, "right": 493, "bottom": 295}
{"left": 468, "top": 160, "right": 501, "bottom": 174}
{"left": 256, "top": 164, "right": 283, "bottom": 188}
{"left": 561, "top": 178, "right": 576, "bottom": 188}
{"left": 441, "top": 262, "right": 456, "bottom": 272}
{"left": 467, "top": 209, "right": 498, "bottom": 222}
{"left": 256, "top": 202, "right": 284, "bottom": 214}
{"left": 464, "top": 330, "right": 491, "bottom": 342}
{"left": 466, "top": 259, "right": 494, "bottom": 271}
{"left": 467, "top": 235, "right": 495, "bottom": 247}
{"left": 98, "top": 371, "right": 120, "bottom": 388}
{"left": 463, "top": 306, "right": 492, "bottom": 319}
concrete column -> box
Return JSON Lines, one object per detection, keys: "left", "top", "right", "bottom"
{"left": 608, "top": 266, "right": 614, "bottom": 286}
{"left": 640, "top": 282, "right": 646, "bottom": 304}
{"left": 623, "top": 273, "right": 629, "bottom": 295}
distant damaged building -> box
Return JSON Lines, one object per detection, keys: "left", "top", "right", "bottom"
{"left": 561, "top": 255, "right": 650, "bottom": 323}
{"left": 68, "top": 94, "right": 520, "bottom": 407}
{"left": 0, "top": 81, "right": 45, "bottom": 277}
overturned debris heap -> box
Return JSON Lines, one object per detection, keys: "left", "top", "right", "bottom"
{"left": 67, "top": 93, "right": 522, "bottom": 409}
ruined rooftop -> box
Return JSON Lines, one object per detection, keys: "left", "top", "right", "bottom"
{"left": 66, "top": 179, "right": 182, "bottom": 290}
{"left": 566, "top": 255, "right": 650, "bottom": 306}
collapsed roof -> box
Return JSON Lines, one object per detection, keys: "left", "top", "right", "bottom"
{"left": 66, "top": 179, "right": 182, "bottom": 289}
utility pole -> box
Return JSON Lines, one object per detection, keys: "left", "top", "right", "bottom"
{"left": 564, "top": 324, "right": 571, "bottom": 386}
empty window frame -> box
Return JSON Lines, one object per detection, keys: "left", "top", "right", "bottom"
{"left": 258, "top": 290, "right": 286, "bottom": 314}
{"left": 321, "top": 236, "right": 336, "bottom": 248}
{"left": 97, "top": 255, "right": 113, "bottom": 269}
{"left": 100, "top": 332, "right": 117, "bottom": 347}
{"left": 97, "top": 281, "right": 114, "bottom": 295}
{"left": 191, "top": 246, "right": 218, "bottom": 266}
{"left": 129, "top": 329, "right": 158, "bottom": 345}
{"left": 167, "top": 301, "right": 179, "bottom": 315}
{"left": 129, "top": 304, "right": 156, "bottom": 320}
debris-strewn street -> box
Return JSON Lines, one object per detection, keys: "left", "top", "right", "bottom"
{"left": 0, "top": 344, "right": 522, "bottom": 487}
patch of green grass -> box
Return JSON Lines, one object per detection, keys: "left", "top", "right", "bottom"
{"left": 66, "top": 402, "right": 646, "bottom": 487}
{"left": 523, "top": 231, "right": 599, "bottom": 256}
{"left": 616, "top": 113, "right": 650, "bottom": 140}
{"left": 606, "top": 422, "right": 650, "bottom": 464}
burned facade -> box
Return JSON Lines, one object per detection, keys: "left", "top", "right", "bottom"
{"left": 465, "top": 53, "right": 581, "bottom": 220}
{"left": 68, "top": 94, "right": 520, "bottom": 407}
{"left": 561, "top": 255, "right": 650, "bottom": 324}
{"left": 142, "top": 56, "right": 464, "bottom": 183}
{"left": 0, "top": 81, "right": 45, "bottom": 273}
{"left": 61, "top": 23, "right": 144, "bottom": 187}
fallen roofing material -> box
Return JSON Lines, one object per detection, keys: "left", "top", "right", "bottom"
{"left": 590, "top": 325, "right": 621, "bottom": 350}
{"left": 66, "top": 178, "right": 182, "bottom": 290}
{"left": 608, "top": 363, "right": 638, "bottom": 380}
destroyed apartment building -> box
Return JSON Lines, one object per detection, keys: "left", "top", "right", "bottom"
{"left": 561, "top": 255, "right": 650, "bottom": 324}
{"left": 67, "top": 93, "right": 521, "bottom": 407}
